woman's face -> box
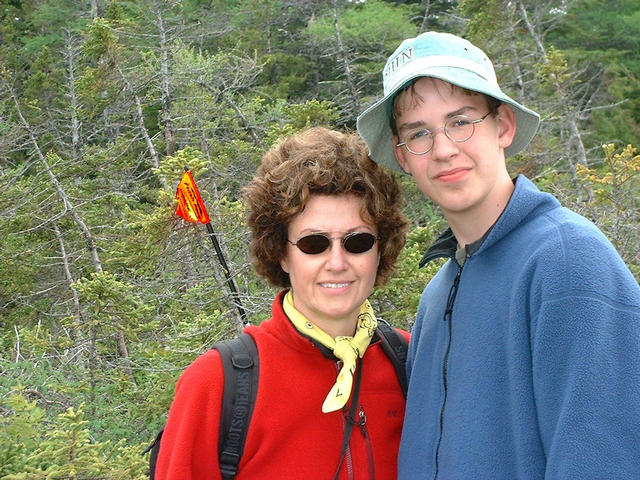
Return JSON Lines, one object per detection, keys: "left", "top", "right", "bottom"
{"left": 280, "top": 193, "right": 380, "bottom": 337}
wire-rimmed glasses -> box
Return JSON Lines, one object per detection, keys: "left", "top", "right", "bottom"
{"left": 396, "top": 112, "right": 491, "bottom": 155}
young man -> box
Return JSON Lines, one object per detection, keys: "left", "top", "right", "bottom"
{"left": 357, "top": 31, "right": 640, "bottom": 479}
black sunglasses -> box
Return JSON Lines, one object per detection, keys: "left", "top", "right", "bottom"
{"left": 287, "top": 232, "right": 379, "bottom": 255}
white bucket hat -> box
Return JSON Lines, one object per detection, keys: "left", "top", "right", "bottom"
{"left": 356, "top": 31, "right": 540, "bottom": 172}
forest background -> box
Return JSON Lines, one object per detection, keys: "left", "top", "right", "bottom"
{"left": 1, "top": 0, "right": 639, "bottom": 477}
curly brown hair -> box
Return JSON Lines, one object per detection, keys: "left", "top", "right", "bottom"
{"left": 243, "top": 127, "right": 408, "bottom": 288}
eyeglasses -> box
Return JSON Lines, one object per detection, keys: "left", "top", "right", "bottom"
{"left": 287, "top": 232, "right": 379, "bottom": 255}
{"left": 396, "top": 112, "right": 491, "bottom": 155}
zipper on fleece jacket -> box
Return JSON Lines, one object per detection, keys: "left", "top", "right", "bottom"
{"left": 333, "top": 361, "right": 355, "bottom": 480}
{"left": 336, "top": 364, "right": 375, "bottom": 480}
{"left": 333, "top": 360, "right": 356, "bottom": 480}
{"left": 345, "top": 439, "right": 354, "bottom": 480}
{"left": 357, "top": 406, "right": 375, "bottom": 480}
{"left": 342, "top": 405, "right": 375, "bottom": 480}
{"left": 433, "top": 264, "right": 462, "bottom": 480}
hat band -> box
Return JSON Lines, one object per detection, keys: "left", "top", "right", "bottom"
{"left": 384, "top": 55, "right": 497, "bottom": 95}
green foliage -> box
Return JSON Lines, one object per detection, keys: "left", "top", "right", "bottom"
{"left": 22, "top": 48, "right": 62, "bottom": 104}
{"left": 0, "top": 224, "right": 46, "bottom": 316}
{"left": 83, "top": 17, "right": 119, "bottom": 60}
{"left": 0, "top": 391, "right": 44, "bottom": 477}
{"left": 372, "top": 224, "right": 445, "bottom": 331}
{"left": 264, "top": 99, "right": 340, "bottom": 146}
{"left": 398, "top": 175, "right": 444, "bottom": 227}
{"left": 217, "top": 0, "right": 286, "bottom": 52}
{"left": 76, "top": 65, "right": 114, "bottom": 118}
{"left": 21, "top": 2, "right": 87, "bottom": 53}
{"left": 535, "top": 46, "right": 575, "bottom": 95}
{"left": 304, "top": 0, "right": 418, "bottom": 103}
{"left": 0, "top": 3, "right": 24, "bottom": 66}
{"left": 575, "top": 144, "right": 640, "bottom": 279}
{"left": 0, "top": 395, "right": 147, "bottom": 479}
{"left": 104, "top": 1, "right": 138, "bottom": 25}
{"left": 74, "top": 271, "right": 153, "bottom": 342}
{"left": 458, "top": 0, "right": 506, "bottom": 40}
{"left": 576, "top": 144, "right": 640, "bottom": 202}
{"left": 306, "top": 0, "right": 417, "bottom": 50}
{"left": 548, "top": 0, "right": 640, "bottom": 146}
{"left": 155, "top": 146, "right": 209, "bottom": 191}
{"left": 260, "top": 52, "right": 314, "bottom": 99}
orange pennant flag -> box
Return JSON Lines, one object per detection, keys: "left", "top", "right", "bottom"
{"left": 175, "top": 170, "right": 210, "bottom": 223}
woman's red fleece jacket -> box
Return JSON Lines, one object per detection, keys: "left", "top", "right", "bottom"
{"left": 155, "top": 290, "right": 409, "bottom": 479}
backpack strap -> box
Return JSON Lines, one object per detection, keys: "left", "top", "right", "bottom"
{"left": 144, "top": 426, "right": 164, "bottom": 479}
{"left": 215, "top": 333, "right": 259, "bottom": 480}
{"left": 144, "top": 333, "right": 259, "bottom": 480}
{"left": 375, "top": 320, "right": 408, "bottom": 397}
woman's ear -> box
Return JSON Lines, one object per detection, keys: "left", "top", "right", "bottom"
{"left": 280, "top": 258, "right": 289, "bottom": 274}
{"left": 496, "top": 104, "right": 517, "bottom": 149}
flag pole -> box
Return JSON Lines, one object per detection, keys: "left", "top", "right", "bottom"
{"left": 204, "top": 221, "right": 248, "bottom": 326}
{"left": 177, "top": 166, "right": 248, "bottom": 327}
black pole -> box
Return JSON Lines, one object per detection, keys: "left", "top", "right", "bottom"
{"left": 205, "top": 222, "right": 248, "bottom": 326}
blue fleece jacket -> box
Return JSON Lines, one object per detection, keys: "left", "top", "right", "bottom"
{"left": 399, "top": 175, "right": 640, "bottom": 479}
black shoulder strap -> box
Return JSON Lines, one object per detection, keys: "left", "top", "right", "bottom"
{"left": 144, "top": 426, "right": 163, "bottom": 479}
{"left": 215, "top": 333, "right": 259, "bottom": 480}
{"left": 376, "top": 320, "right": 408, "bottom": 397}
{"left": 145, "top": 333, "right": 259, "bottom": 480}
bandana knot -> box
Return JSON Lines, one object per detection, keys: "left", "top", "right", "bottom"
{"left": 283, "top": 291, "right": 377, "bottom": 413}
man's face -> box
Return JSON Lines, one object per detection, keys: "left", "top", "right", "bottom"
{"left": 392, "top": 77, "right": 516, "bottom": 224}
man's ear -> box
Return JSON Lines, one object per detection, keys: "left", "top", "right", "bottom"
{"left": 393, "top": 136, "right": 412, "bottom": 174}
{"left": 496, "top": 104, "right": 517, "bottom": 149}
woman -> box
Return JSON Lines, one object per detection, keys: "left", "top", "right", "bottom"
{"left": 156, "top": 127, "right": 409, "bottom": 479}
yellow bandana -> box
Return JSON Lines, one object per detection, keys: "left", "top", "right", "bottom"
{"left": 283, "top": 291, "right": 377, "bottom": 413}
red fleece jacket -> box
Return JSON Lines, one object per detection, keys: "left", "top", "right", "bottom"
{"left": 156, "top": 290, "right": 409, "bottom": 479}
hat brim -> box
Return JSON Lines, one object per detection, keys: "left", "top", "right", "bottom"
{"left": 357, "top": 67, "right": 540, "bottom": 172}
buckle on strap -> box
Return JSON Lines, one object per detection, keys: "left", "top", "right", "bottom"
{"left": 220, "top": 451, "right": 241, "bottom": 478}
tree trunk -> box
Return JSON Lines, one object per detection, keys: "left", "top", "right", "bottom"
{"left": 224, "top": 94, "right": 264, "bottom": 149}
{"left": 419, "top": 0, "right": 432, "bottom": 33}
{"left": 517, "top": 1, "right": 588, "bottom": 168}
{"left": 53, "top": 223, "right": 86, "bottom": 332}
{"left": 113, "top": 60, "right": 169, "bottom": 191}
{"left": 9, "top": 86, "right": 136, "bottom": 382}
{"left": 154, "top": 6, "right": 176, "bottom": 156}
{"left": 63, "top": 30, "right": 82, "bottom": 163}
{"left": 331, "top": 0, "right": 360, "bottom": 117}
{"left": 90, "top": 0, "right": 99, "bottom": 19}
{"left": 517, "top": 0, "right": 592, "bottom": 200}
